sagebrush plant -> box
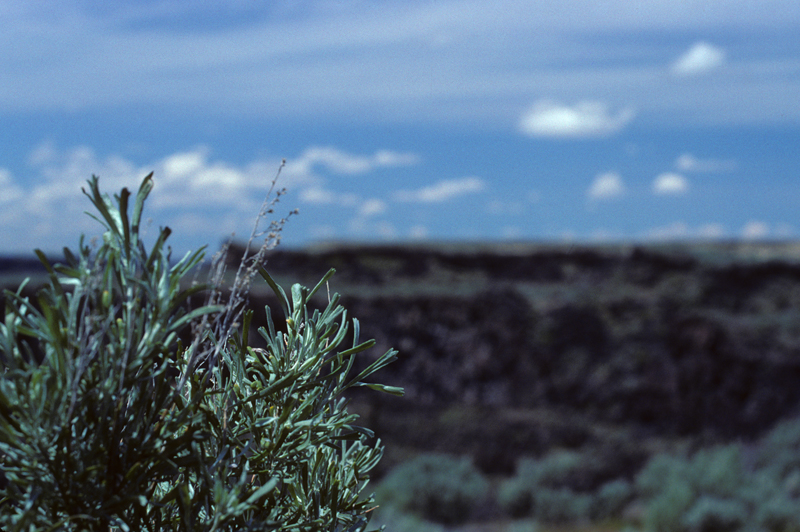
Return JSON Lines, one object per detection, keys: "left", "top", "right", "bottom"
{"left": 0, "top": 172, "right": 403, "bottom": 531}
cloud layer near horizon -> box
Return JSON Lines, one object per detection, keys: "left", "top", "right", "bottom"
{"left": 0, "top": 139, "right": 792, "bottom": 254}
{"left": 0, "top": 143, "right": 490, "bottom": 253}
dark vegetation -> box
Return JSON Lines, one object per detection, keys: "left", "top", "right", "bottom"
{"left": 221, "top": 241, "right": 800, "bottom": 443}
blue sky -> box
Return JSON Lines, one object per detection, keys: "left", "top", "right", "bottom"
{"left": 2, "top": 1, "right": 800, "bottom": 256}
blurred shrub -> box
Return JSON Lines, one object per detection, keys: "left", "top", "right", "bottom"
{"left": 498, "top": 450, "right": 629, "bottom": 523}
{"left": 367, "top": 506, "right": 446, "bottom": 532}
{"left": 681, "top": 496, "right": 748, "bottom": 532}
{"left": 533, "top": 487, "right": 594, "bottom": 523}
{"left": 749, "top": 418, "right": 800, "bottom": 532}
{"left": 756, "top": 417, "right": 800, "bottom": 479}
{"left": 636, "top": 453, "right": 692, "bottom": 500}
{"left": 375, "top": 453, "right": 489, "bottom": 525}
{"left": 498, "top": 452, "right": 583, "bottom": 518}
{"left": 687, "top": 445, "right": 746, "bottom": 499}
{"left": 498, "top": 461, "right": 538, "bottom": 517}
{"left": 532, "top": 449, "right": 586, "bottom": 487}
{"left": 753, "top": 494, "right": 800, "bottom": 532}
{"left": 637, "top": 444, "right": 747, "bottom": 532}
{"left": 504, "top": 519, "right": 541, "bottom": 532}
{"left": 643, "top": 477, "right": 696, "bottom": 532}
{"left": 593, "top": 479, "right": 635, "bottom": 520}
{"left": 636, "top": 426, "right": 800, "bottom": 532}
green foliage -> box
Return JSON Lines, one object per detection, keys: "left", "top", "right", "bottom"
{"left": 756, "top": 417, "right": 800, "bottom": 480}
{"left": 752, "top": 493, "right": 800, "bottom": 532}
{"left": 524, "top": 450, "right": 584, "bottom": 487}
{"left": 375, "top": 453, "right": 489, "bottom": 525}
{"left": 532, "top": 487, "right": 594, "bottom": 523}
{"left": 497, "top": 458, "right": 542, "bottom": 517}
{"left": 504, "top": 520, "right": 541, "bottom": 532}
{"left": 636, "top": 430, "right": 800, "bottom": 532}
{"left": 635, "top": 452, "right": 692, "bottom": 500}
{"left": 637, "top": 446, "right": 744, "bottom": 532}
{"left": 497, "top": 450, "right": 614, "bottom": 523}
{"left": 366, "top": 507, "right": 445, "bottom": 532}
{"left": 681, "top": 496, "right": 748, "bottom": 532}
{"left": 687, "top": 446, "right": 746, "bottom": 499}
{"left": 642, "top": 478, "right": 695, "bottom": 532}
{"left": 593, "top": 479, "right": 634, "bottom": 521}
{"left": 748, "top": 419, "right": 800, "bottom": 532}
{"left": 0, "top": 174, "right": 402, "bottom": 531}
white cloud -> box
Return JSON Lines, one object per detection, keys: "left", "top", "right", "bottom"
{"left": 374, "top": 150, "right": 421, "bottom": 167}
{"left": 653, "top": 172, "right": 689, "bottom": 195}
{"left": 25, "top": 144, "right": 140, "bottom": 218}
{"left": 671, "top": 41, "right": 726, "bottom": 76}
{"left": 286, "top": 147, "right": 419, "bottom": 177}
{"left": 742, "top": 220, "right": 770, "bottom": 239}
{"left": 0, "top": 168, "right": 24, "bottom": 205}
{"left": 162, "top": 150, "right": 206, "bottom": 179}
{"left": 675, "top": 153, "right": 736, "bottom": 173}
{"left": 153, "top": 146, "right": 416, "bottom": 209}
{"left": 19, "top": 143, "right": 298, "bottom": 253}
{"left": 23, "top": 144, "right": 287, "bottom": 214}
{"left": 151, "top": 151, "right": 283, "bottom": 208}
{"left": 194, "top": 165, "right": 245, "bottom": 189}
{"left": 298, "top": 186, "right": 358, "bottom": 207}
{"left": 588, "top": 172, "right": 625, "bottom": 200}
{"left": 13, "top": 142, "right": 418, "bottom": 253}
{"left": 300, "top": 147, "right": 373, "bottom": 174}
{"left": 358, "top": 198, "right": 387, "bottom": 217}
{"left": 298, "top": 187, "right": 333, "bottom": 204}
{"left": 394, "top": 176, "right": 485, "bottom": 203}
{"left": 0, "top": 145, "right": 147, "bottom": 252}
{"left": 300, "top": 188, "right": 387, "bottom": 220}
{"left": 519, "top": 100, "right": 635, "bottom": 138}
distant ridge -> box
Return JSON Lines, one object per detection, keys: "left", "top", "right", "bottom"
{"left": 261, "top": 239, "right": 800, "bottom": 267}
{"left": 0, "top": 256, "right": 46, "bottom": 273}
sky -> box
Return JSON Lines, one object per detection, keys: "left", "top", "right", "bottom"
{"left": 2, "top": 1, "right": 800, "bottom": 257}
